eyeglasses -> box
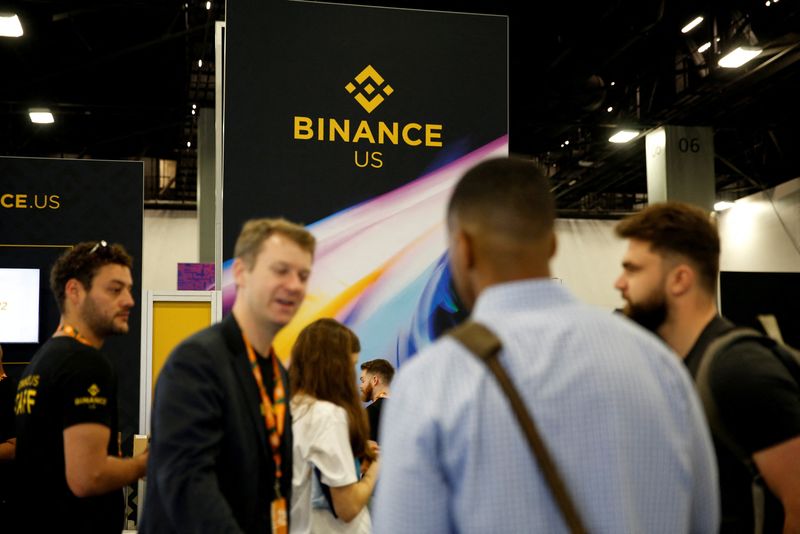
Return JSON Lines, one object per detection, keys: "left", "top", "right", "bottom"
{"left": 89, "top": 240, "right": 109, "bottom": 255}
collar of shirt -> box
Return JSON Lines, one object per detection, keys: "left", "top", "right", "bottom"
{"left": 471, "top": 278, "right": 576, "bottom": 322}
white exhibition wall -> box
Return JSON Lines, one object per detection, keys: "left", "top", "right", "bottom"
{"left": 552, "top": 219, "right": 627, "bottom": 310}
{"left": 717, "top": 177, "right": 800, "bottom": 273}
{"left": 140, "top": 210, "right": 627, "bottom": 310}
{"left": 142, "top": 210, "right": 199, "bottom": 291}
{"left": 140, "top": 176, "right": 799, "bottom": 312}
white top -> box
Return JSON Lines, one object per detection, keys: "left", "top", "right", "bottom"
{"left": 290, "top": 395, "right": 371, "bottom": 534}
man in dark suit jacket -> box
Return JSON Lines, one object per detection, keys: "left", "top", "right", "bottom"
{"left": 141, "top": 218, "right": 315, "bottom": 533}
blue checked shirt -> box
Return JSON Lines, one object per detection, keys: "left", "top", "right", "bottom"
{"left": 374, "top": 279, "right": 719, "bottom": 533}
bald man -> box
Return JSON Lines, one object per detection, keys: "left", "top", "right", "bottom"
{"left": 374, "top": 157, "right": 719, "bottom": 533}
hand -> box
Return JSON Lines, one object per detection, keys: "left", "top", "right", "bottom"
{"left": 366, "top": 440, "right": 380, "bottom": 458}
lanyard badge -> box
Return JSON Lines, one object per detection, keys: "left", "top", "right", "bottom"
{"left": 241, "top": 333, "right": 287, "bottom": 532}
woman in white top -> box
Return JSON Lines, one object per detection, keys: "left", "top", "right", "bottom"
{"left": 289, "top": 319, "right": 379, "bottom": 534}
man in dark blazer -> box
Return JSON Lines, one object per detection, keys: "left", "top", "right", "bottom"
{"left": 140, "top": 218, "right": 315, "bottom": 533}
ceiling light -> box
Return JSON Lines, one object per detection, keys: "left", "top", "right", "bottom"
{"left": 719, "top": 46, "right": 763, "bottom": 68}
{"left": 0, "top": 14, "right": 23, "bottom": 37}
{"left": 610, "top": 81, "right": 616, "bottom": 86}
{"left": 564, "top": 140, "right": 570, "bottom": 146}
{"left": 714, "top": 201, "right": 735, "bottom": 211}
{"left": 681, "top": 16, "right": 704, "bottom": 34}
{"left": 197, "top": 59, "right": 203, "bottom": 68}
{"left": 29, "top": 108, "right": 54, "bottom": 124}
{"left": 765, "top": 1, "right": 771, "bottom": 5}
{"left": 698, "top": 42, "right": 711, "bottom": 53}
{"left": 191, "top": 109, "right": 196, "bottom": 115}
{"left": 607, "top": 106, "right": 613, "bottom": 112}
{"left": 186, "top": 141, "right": 192, "bottom": 148}
{"left": 192, "top": 104, "right": 197, "bottom": 109}
{"left": 609, "top": 130, "right": 639, "bottom": 143}
{"left": 206, "top": 1, "right": 212, "bottom": 9}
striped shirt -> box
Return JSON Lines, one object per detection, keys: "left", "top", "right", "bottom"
{"left": 374, "top": 279, "right": 719, "bottom": 533}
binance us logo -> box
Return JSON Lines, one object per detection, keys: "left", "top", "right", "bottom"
{"left": 345, "top": 65, "right": 394, "bottom": 114}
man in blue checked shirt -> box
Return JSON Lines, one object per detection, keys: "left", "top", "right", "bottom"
{"left": 373, "top": 157, "right": 719, "bottom": 533}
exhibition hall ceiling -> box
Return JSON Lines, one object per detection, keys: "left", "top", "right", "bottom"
{"left": 2, "top": 0, "right": 798, "bottom": 214}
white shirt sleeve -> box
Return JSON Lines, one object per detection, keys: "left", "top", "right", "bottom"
{"left": 307, "top": 403, "right": 358, "bottom": 488}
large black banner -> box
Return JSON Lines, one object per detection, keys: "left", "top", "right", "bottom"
{"left": 222, "top": 2, "right": 507, "bottom": 363}
{"left": 0, "top": 156, "right": 144, "bottom": 440}
{"left": 223, "top": 1, "right": 507, "bottom": 255}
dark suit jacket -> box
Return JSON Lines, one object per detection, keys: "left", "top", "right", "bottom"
{"left": 140, "top": 314, "right": 292, "bottom": 533}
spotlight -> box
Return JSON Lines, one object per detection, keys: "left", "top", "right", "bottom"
{"left": 681, "top": 16, "right": 704, "bottom": 34}
{"left": 0, "top": 13, "right": 23, "bottom": 37}
{"left": 609, "top": 130, "right": 639, "bottom": 143}
{"left": 718, "top": 47, "right": 763, "bottom": 68}
{"left": 29, "top": 108, "right": 54, "bottom": 124}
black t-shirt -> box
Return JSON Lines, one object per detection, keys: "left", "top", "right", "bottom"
{"left": 15, "top": 336, "right": 123, "bottom": 533}
{"left": 685, "top": 316, "right": 800, "bottom": 534}
{"left": 366, "top": 397, "right": 386, "bottom": 442}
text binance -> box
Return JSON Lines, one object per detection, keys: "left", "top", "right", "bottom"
{"left": 294, "top": 117, "right": 443, "bottom": 148}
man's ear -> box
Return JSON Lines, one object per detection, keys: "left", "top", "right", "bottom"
{"left": 668, "top": 264, "right": 694, "bottom": 297}
{"left": 454, "top": 227, "right": 476, "bottom": 271}
{"left": 232, "top": 257, "right": 246, "bottom": 287}
{"left": 64, "top": 278, "right": 84, "bottom": 304}
{"left": 548, "top": 231, "right": 558, "bottom": 260}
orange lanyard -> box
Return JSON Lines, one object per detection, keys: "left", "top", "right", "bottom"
{"left": 56, "top": 324, "right": 93, "bottom": 347}
{"left": 241, "top": 333, "right": 286, "bottom": 492}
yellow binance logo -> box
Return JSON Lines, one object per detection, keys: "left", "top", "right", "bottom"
{"left": 88, "top": 384, "right": 100, "bottom": 397}
{"left": 345, "top": 65, "right": 394, "bottom": 114}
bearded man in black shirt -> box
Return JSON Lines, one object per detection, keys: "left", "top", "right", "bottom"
{"left": 15, "top": 241, "right": 148, "bottom": 533}
{"left": 614, "top": 202, "right": 800, "bottom": 534}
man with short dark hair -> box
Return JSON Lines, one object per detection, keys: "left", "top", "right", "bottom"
{"left": 375, "top": 157, "right": 718, "bottom": 533}
{"left": 15, "top": 240, "right": 148, "bottom": 532}
{"left": 141, "top": 217, "right": 315, "bottom": 534}
{"left": 614, "top": 201, "right": 800, "bottom": 533}
{"left": 359, "top": 359, "right": 394, "bottom": 441}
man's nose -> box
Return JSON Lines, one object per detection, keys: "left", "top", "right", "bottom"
{"left": 613, "top": 274, "right": 626, "bottom": 291}
{"left": 286, "top": 272, "right": 306, "bottom": 292}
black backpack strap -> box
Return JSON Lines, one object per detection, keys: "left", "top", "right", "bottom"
{"left": 696, "top": 328, "right": 764, "bottom": 470}
{"left": 694, "top": 327, "right": 797, "bottom": 534}
{"left": 448, "top": 320, "right": 588, "bottom": 534}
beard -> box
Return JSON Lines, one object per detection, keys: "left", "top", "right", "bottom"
{"left": 623, "top": 291, "right": 668, "bottom": 334}
{"left": 361, "top": 383, "right": 373, "bottom": 403}
{"left": 83, "top": 296, "right": 128, "bottom": 339}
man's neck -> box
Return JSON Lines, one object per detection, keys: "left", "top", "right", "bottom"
{"left": 231, "top": 305, "right": 277, "bottom": 356}
{"left": 657, "top": 299, "right": 717, "bottom": 359}
{"left": 56, "top": 314, "right": 103, "bottom": 348}
{"left": 371, "top": 386, "right": 389, "bottom": 401}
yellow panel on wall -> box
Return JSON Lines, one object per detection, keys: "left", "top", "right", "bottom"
{"left": 152, "top": 301, "right": 212, "bottom": 390}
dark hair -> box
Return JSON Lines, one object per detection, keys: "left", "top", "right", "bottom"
{"left": 360, "top": 359, "right": 395, "bottom": 385}
{"left": 290, "top": 318, "right": 372, "bottom": 459}
{"left": 50, "top": 241, "right": 133, "bottom": 313}
{"left": 615, "top": 201, "right": 720, "bottom": 294}
{"left": 447, "top": 157, "right": 555, "bottom": 240}
{"left": 234, "top": 218, "right": 316, "bottom": 269}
